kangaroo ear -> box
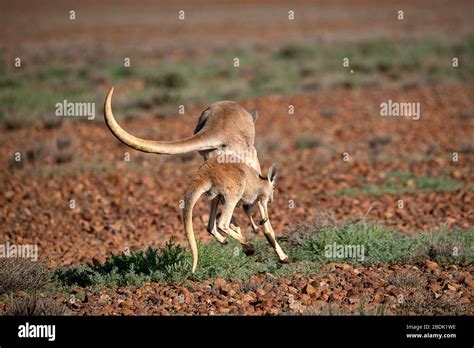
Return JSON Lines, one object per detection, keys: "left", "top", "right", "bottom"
{"left": 250, "top": 108, "right": 259, "bottom": 123}
{"left": 268, "top": 164, "right": 277, "bottom": 182}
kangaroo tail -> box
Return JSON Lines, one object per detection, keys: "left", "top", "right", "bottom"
{"left": 104, "top": 87, "right": 223, "bottom": 154}
{"left": 183, "top": 183, "right": 209, "bottom": 273}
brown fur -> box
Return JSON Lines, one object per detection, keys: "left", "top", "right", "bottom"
{"left": 103, "top": 87, "right": 262, "bottom": 243}
{"left": 104, "top": 87, "right": 261, "bottom": 171}
{"left": 183, "top": 157, "right": 289, "bottom": 273}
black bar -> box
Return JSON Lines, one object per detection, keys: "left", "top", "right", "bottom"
{"left": 0, "top": 316, "right": 471, "bottom": 346}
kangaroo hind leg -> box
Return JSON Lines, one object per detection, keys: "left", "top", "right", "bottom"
{"left": 216, "top": 198, "right": 247, "bottom": 245}
{"left": 207, "top": 197, "right": 227, "bottom": 244}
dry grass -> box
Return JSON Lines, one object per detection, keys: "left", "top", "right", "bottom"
{"left": 0, "top": 258, "right": 52, "bottom": 294}
{"left": 389, "top": 269, "right": 425, "bottom": 289}
{"left": 4, "top": 296, "right": 70, "bottom": 316}
{"left": 282, "top": 211, "right": 338, "bottom": 246}
{"left": 396, "top": 289, "right": 470, "bottom": 315}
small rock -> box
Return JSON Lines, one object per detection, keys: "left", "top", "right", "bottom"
{"left": 214, "top": 278, "right": 226, "bottom": 289}
{"left": 218, "top": 307, "right": 231, "bottom": 314}
{"left": 242, "top": 294, "right": 255, "bottom": 303}
{"left": 98, "top": 294, "right": 111, "bottom": 305}
{"left": 220, "top": 284, "right": 232, "bottom": 295}
{"left": 260, "top": 299, "right": 273, "bottom": 309}
{"left": 303, "top": 283, "right": 317, "bottom": 295}
{"left": 119, "top": 299, "right": 133, "bottom": 308}
{"left": 446, "top": 284, "right": 458, "bottom": 292}
{"left": 425, "top": 260, "right": 440, "bottom": 271}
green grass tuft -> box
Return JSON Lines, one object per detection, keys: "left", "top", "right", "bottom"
{"left": 333, "top": 171, "right": 463, "bottom": 196}
{"left": 55, "top": 239, "right": 189, "bottom": 287}
{"left": 292, "top": 223, "right": 421, "bottom": 264}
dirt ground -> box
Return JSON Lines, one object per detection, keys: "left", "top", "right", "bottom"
{"left": 1, "top": 82, "right": 473, "bottom": 265}
{"left": 0, "top": 0, "right": 473, "bottom": 315}
{"left": 2, "top": 0, "right": 474, "bottom": 60}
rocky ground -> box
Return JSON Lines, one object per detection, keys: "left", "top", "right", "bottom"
{"left": 65, "top": 262, "right": 472, "bottom": 316}
{"left": 1, "top": 82, "right": 472, "bottom": 315}
{"left": 1, "top": 83, "right": 472, "bottom": 266}
{"left": 0, "top": 0, "right": 472, "bottom": 316}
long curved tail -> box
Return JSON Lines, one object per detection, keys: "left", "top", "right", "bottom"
{"left": 104, "top": 87, "right": 223, "bottom": 154}
{"left": 183, "top": 186, "right": 208, "bottom": 273}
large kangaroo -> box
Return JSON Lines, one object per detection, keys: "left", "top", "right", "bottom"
{"left": 104, "top": 87, "right": 262, "bottom": 243}
{"left": 183, "top": 157, "right": 290, "bottom": 273}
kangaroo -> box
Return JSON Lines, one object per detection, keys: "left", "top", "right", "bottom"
{"left": 104, "top": 87, "right": 263, "bottom": 243}
{"left": 183, "top": 157, "right": 290, "bottom": 273}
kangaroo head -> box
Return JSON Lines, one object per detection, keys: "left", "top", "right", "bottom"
{"left": 260, "top": 164, "right": 277, "bottom": 203}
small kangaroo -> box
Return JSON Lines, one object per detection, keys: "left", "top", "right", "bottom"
{"left": 183, "top": 157, "right": 290, "bottom": 273}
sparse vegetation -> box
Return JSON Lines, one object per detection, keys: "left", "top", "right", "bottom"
{"left": 422, "top": 227, "right": 473, "bottom": 264}
{"left": 389, "top": 269, "right": 425, "bottom": 289}
{"left": 4, "top": 296, "right": 69, "bottom": 316}
{"left": 0, "top": 258, "right": 52, "bottom": 294}
{"left": 291, "top": 223, "right": 422, "bottom": 265}
{"left": 396, "top": 288, "right": 470, "bottom": 315}
{"left": 294, "top": 135, "right": 326, "bottom": 150}
{"left": 1, "top": 1, "right": 472, "bottom": 318}
{"left": 54, "top": 239, "right": 188, "bottom": 287}
{"left": 2, "top": 37, "right": 474, "bottom": 129}
{"left": 333, "top": 171, "right": 463, "bottom": 196}
{"left": 54, "top": 223, "right": 473, "bottom": 288}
